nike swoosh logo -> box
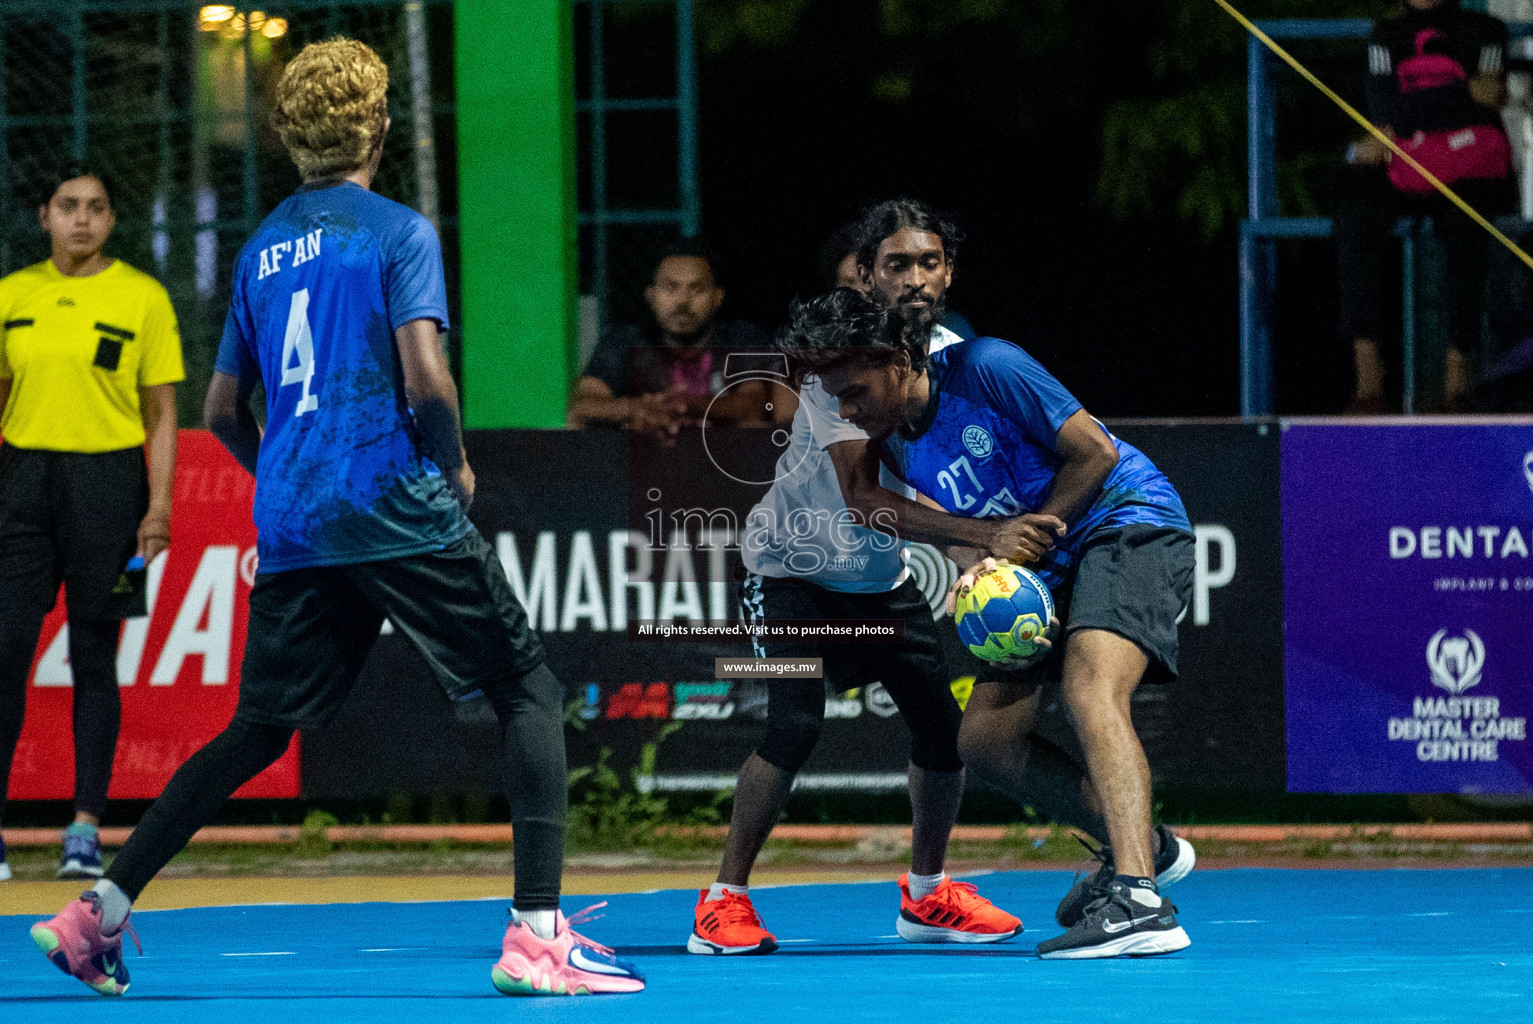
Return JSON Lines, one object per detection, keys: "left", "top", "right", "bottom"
{"left": 568, "top": 947, "right": 631, "bottom": 976}
{"left": 1102, "top": 915, "right": 1159, "bottom": 934}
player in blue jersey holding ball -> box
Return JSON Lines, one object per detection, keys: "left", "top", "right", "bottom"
{"left": 30, "top": 38, "right": 641, "bottom": 998}
{"left": 780, "top": 287, "right": 1197, "bottom": 959}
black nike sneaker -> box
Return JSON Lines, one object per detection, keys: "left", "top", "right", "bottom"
{"left": 1036, "top": 878, "right": 1190, "bottom": 960}
{"left": 1054, "top": 824, "right": 1196, "bottom": 928}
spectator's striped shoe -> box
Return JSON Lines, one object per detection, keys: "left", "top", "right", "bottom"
{"left": 58, "top": 823, "right": 104, "bottom": 879}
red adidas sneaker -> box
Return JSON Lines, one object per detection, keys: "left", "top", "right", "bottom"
{"left": 895, "top": 873, "right": 1023, "bottom": 943}
{"left": 687, "top": 889, "right": 778, "bottom": 955}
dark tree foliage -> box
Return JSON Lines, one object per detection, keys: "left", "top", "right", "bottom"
{"left": 668, "top": 0, "right": 1410, "bottom": 413}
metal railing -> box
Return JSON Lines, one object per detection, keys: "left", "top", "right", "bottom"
{"left": 1240, "top": 17, "right": 1533, "bottom": 414}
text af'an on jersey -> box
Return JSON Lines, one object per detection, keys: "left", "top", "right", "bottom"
{"left": 215, "top": 181, "right": 470, "bottom": 573}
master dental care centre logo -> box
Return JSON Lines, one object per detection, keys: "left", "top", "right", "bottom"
{"left": 1380, "top": 449, "right": 1533, "bottom": 763}
{"left": 1387, "top": 629, "right": 1526, "bottom": 762}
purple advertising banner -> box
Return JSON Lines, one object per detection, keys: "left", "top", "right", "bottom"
{"left": 1284, "top": 421, "right": 1533, "bottom": 794}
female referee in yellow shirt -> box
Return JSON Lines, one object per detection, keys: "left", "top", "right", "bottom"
{"left": 0, "top": 163, "right": 183, "bottom": 881}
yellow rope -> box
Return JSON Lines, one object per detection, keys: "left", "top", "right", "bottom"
{"left": 1214, "top": 0, "right": 1533, "bottom": 272}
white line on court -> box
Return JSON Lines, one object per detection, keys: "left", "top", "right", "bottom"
{"left": 222, "top": 951, "right": 296, "bottom": 957}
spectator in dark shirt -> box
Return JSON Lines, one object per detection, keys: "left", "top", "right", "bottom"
{"left": 1337, "top": 0, "right": 1514, "bottom": 413}
{"left": 568, "top": 237, "right": 775, "bottom": 439}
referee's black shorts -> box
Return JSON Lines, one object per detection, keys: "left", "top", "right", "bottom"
{"left": 0, "top": 444, "right": 149, "bottom": 622}
{"left": 232, "top": 529, "right": 546, "bottom": 730}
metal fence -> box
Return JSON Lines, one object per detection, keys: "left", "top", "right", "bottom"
{"left": 0, "top": 0, "right": 700, "bottom": 423}
{"left": 1240, "top": 17, "right": 1533, "bottom": 415}
{"left": 0, "top": 0, "right": 456, "bottom": 424}
{"left": 574, "top": 0, "right": 698, "bottom": 365}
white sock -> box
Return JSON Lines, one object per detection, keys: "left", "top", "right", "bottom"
{"left": 520, "top": 908, "right": 557, "bottom": 940}
{"left": 907, "top": 871, "right": 946, "bottom": 900}
{"left": 1120, "top": 877, "right": 1164, "bottom": 909}
{"left": 91, "top": 880, "right": 132, "bottom": 934}
{"left": 706, "top": 882, "right": 748, "bottom": 903}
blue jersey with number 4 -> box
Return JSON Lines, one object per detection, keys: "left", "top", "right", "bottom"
{"left": 880, "top": 337, "right": 1190, "bottom": 590}
{"left": 215, "top": 181, "right": 470, "bottom": 573}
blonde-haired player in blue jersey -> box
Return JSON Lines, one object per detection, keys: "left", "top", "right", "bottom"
{"left": 30, "top": 38, "right": 642, "bottom": 998}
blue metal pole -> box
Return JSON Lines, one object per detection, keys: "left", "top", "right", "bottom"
{"left": 676, "top": 0, "right": 698, "bottom": 235}
{"left": 1248, "top": 35, "right": 1277, "bottom": 221}
{"left": 1243, "top": 34, "right": 1278, "bottom": 415}
{"left": 1240, "top": 223, "right": 1257, "bottom": 417}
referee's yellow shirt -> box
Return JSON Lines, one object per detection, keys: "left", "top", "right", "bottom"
{"left": 0, "top": 259, "right": 184, "bottom": 453}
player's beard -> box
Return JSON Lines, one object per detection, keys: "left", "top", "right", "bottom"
{"left": 893, "top": 289, "right": 947, "bottom": 327}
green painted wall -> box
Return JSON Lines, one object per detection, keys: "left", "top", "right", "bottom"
{"left": 455, "top": 0, "right": 577, "bottom": 428}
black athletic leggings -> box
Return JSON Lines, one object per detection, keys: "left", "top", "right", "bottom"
{"left": 756, "top": 676, "right": 964, "bottom": 775}
{"left": 106, "top": 664, "right": 567, "bottom": 908}
{"left": 0, "top": 618, "right": 122, "bottom": 825}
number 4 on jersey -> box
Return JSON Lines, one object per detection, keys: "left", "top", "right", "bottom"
{"left": 281, "top": 288, "right": 320, "bottom": 415}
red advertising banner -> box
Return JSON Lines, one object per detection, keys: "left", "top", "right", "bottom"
{"left": 7, "top": 430, "right": 299, "bottom": 801}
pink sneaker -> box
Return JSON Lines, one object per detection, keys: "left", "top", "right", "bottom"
{"left": 491, "top": 902, "right": 645, "bottom": 996}
{"left": 31, "top": 892, "right": 140, "bottom": 996}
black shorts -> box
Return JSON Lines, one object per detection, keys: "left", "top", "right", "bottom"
{"left": 979, "top": 524, "right": 1195, "bottom": 686}
{"left": 0, "top": 444, "right": 149, "bottom": 621}
{"left": 234, "top": 530, "right": 545, "bottom": 729}
{"left": 740, "top": 573, "right": 948, "bottom": 691}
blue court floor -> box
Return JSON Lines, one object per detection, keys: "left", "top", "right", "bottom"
{"left": 3, "top": 868, "right": 1531, "bottom": 1023}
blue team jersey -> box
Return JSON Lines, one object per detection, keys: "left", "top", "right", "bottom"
{"left": 881, "top": 336, "right": 1190, "bottom": 590}
{"left": 215, "top": 181, "right": 470, "bottom": 573}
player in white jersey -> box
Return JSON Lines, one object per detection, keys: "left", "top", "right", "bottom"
{"left": 688, "top": 200, "right": 1042, "bottom": 956}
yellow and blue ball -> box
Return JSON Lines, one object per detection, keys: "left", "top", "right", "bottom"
{"left": 953, "top": 563, "right": 1055, "bottom": 663}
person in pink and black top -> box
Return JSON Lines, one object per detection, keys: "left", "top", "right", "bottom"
{"left": 1337, "top": 0, "right": 1514, "bottom": 413}
{"left": 568, "top": 237, "right": 772, "bottom": 440}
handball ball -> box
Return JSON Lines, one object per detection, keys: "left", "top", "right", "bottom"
{"left": 953, "top": 562, "right": 1055, "bottom": 663}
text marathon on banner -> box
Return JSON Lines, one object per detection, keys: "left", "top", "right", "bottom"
{"left": 1284, "top": 423, "right": 1533, "bottom": 794}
